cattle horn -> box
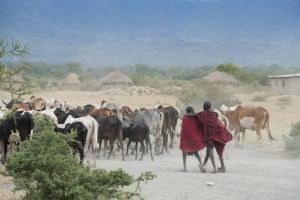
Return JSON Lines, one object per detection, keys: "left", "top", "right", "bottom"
{"left": 216, "top": 108, "right": 225, "bottom": 114}
{"left": 2, "top": 100, "right": 8, "bottom": 106}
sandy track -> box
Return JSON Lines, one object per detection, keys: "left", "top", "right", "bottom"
{"left": 1, "top": 91, "right": 300, "bottom": 200}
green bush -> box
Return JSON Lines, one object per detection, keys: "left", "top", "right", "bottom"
{"left": 5, "top": 120, "right": 152, "bottom": 199}
{"left": 284, "top": 121, "right": 300, "bottom": 158}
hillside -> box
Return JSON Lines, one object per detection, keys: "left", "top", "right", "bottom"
{"left": 1, "top": 0, "right": 300, "bottom": 67}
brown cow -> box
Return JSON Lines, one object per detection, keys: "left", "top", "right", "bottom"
{"left": 3, "top": 99, "right": 32, "bottom": 111}
{"left": 30, "top": 96, "right": 46, "bottom": 111}
{"left": 120, "top": 106, "right": 133, "bottom": 116}
{"left": 81, "top": 104, "right": 113, "bottom": 117}
{"left": 220, "top": 105, "right": 274, "bottom": 147}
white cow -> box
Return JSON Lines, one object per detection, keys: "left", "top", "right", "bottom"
{"left": 58, "top": 115, "right": 99, "bottom": 166}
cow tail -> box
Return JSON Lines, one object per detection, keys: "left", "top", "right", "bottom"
{"left": 264, "top": 112, "right": 274, "bottom": 140}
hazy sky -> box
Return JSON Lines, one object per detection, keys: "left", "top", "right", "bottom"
{"left": 1, "top": 0, "right": 300, "bottom": 67}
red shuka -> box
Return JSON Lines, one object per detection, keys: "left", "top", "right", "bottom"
{"left": 180, "top": 115, "right": 206, "bottom": 152}
{"left": 180, "top": 111, "right": 233, "bottom": 156}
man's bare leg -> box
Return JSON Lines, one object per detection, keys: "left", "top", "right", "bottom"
{"left": 182, "top": 151, "right": 187, "bottom": 172}
{"left": 194, "top": 152, "right": 206, "bottom": 173}
{"left": 218, "top": 155, "right": 226, "bottom": 172}
{"left": 208, "top": 147, "right": 217, "bottom": 173}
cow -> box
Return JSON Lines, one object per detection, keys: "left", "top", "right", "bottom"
{"left": 15, "top": 110, "right": 34, "bottom": 141}
{"left": 220, "top": 105, "right": 274, "bottom": 147}
{"left": 55, "top": 122, "right": 87, "bottom": 164}
{"left": 97, "top": 115, "right": 125, "bottom": 161}
{"left": 123, "top": 122, "right": 154, "bottom": 161}
{"left": 53, "top": 108, "right": 82, "bottom": 124}
{"left": 30, "top": 108, "right": 59, "bottom": 127}
{"left": 0, "top": 113, "right": 19, "bottom": 163}
{"left": 120, "top": 106, "right": 133, "bottom": 116}
{"left": 3, "top": 99, "right": 32, "bottom": 111}
{"left": 100, "top": 101, "right": 122, "bottom": 120}
{"left": 57, "top": 115, "right": 99, "bottom": 166}
{"left": 159, "top": 108, "right": 171, "bottom": 154}
{"left": 29, "top": 96, "right": 47, "bottom": 111}
{"left": 158, "top": 106, "right": 179, "bottom": 149}
{"left": 0, "top": 110, "right": 34, "bottom": 163}
{"left": 123, "top": 108, "right": 164, "bottom": 155}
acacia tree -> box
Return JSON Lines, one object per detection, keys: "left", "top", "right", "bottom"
{"left": 216, "top": 63, "right": 241, "bottom": 75}
{"left": 0, "top": 39, "right": 36, "bottom": 98}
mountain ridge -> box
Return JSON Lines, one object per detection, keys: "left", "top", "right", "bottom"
{"left": 1, "top": 0, "right": 300, "bottom": 67}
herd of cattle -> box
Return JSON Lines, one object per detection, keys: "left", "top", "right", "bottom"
{"left": 0, "top": 95, "right": 274, "bottom": 165}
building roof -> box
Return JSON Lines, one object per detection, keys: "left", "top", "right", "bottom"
{"left": 202, "top": 71, "right": 238, "bottom": 84}
{"left": 99, "top": 70, "right": 133, "bottom": 85}
{"left": 63, "top": 73, "right": 81, "bottom": 85}
{"left": 268, "top": 73, "right": 300, "bottom": 78}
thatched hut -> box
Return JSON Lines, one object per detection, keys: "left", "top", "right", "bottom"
{"left": 99, "top": 70, "right": 133, "bottom": 88}
{"left": 202, "top": 71, "right": 239, "bottom": 85}
{"left": 61, "top": 73, "right": 81, "bottom": 90}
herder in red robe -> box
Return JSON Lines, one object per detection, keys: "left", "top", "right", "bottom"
{"left": 197, "top": 101, "right": 233, "bottom": 173}
{"left": 180, "top": 106, "right": 206, "bottom": 172}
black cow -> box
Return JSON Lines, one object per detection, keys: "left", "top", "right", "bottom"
{"left": 54, "top": 108, "right": 82, "bottom": 124}
{"left": 164, "top": 106, "right": 179, "bottom": 148}
{"left": 0, "top": 115, "right": 18, "bottom": 164}
{"left": 55, "top": 122, "right": 87, "bottom": 164}
{"left": 15, "top": 110, "right": 34, "bottom": 141}
{"left": 0, "top": 110, "right": 34, "bottom": 164}
{"left": 123, "top": 122, "right": 154, "bottom": 161}
{"left": 97, "top": 115, "right": 125, "bottom": 161}
{"left": 160, "top": 109, "right": 171, "bottom": 154}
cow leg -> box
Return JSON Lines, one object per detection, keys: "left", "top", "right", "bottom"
{"left": 234, "top": 131, "right": 240, "bottom": 147}
{"left": 103, "top": 140, "right": 108, "bottom": 157}
{"left": 135, "top": 142, "right": 138, "bottom": 160}
{"left": 146, "top": 136, "right": 154, "bottom": 161}
{"left": 139, "top": 141, "right": 145, "bottom": 161}
{"left": 2, "top": 141, "right": 8, "bottom": 164}
{"left": 118, "top": 129, "right": 125, "bottom": 161}
{"left": 79, "top": 145, "right": 84, "bottom": 164}
{"left": 145, "top": 140, "right": 149, "bottom": 154}
{"left": 97, "top": 138, "right": 102, "bottom": 158}
{"left": 256, "top": 127, "right": 263, "bottom": 144}
{"left": 165, "top": 133, "right": 169, "bottom": 154}
{"left": 1, "top": 140, "right": 5, "bottom": 164}
{"left": 126, "top": 140, "right": 131, "bottom": 156}
{"left": 241, "top": 130, "right": 246, "bottom": 148}
{"left": 154, "top": 138, "right": 159, "bottom": 155}
{"left": 107, "top": 139, "right": 114, "bottom": 160}
{"left": 161, "top": 132, "right": 169, "bottom": 154}
{"left": 160, "top": 141, "right": 164, "bottom": 155}
{"left": 130, "top": 143, "right": 135, "bottom": 155}
{"left": 169, "top": 129, "right": 175, "bottom": 149}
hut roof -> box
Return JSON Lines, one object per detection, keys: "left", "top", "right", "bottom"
{"left": 268, "top": 73, "right": 300, "bottom": 78}
{"left": 99, "top": 70, "right": 133, "bottom": 85}
{"left": 63, "top": 73, "right": 81, "bottom": 85}
{"left": 202, "top": 71, "right": 238, "bottom": 84}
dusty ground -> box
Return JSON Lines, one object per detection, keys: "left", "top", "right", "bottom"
{"left": 1, "top": 90, "right": 300, "bottom": 200}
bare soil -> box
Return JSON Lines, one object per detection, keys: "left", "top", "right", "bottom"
{"left": 1, "top": 90, "right": 300, "bottom": 200}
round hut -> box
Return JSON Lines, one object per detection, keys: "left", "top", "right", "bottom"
{"left": 202, "top": 71, "right": 239, "bottom": 85}
{"left": 99, "top": 70, "right": 133, "bottom": 88}
{"left": 61, "top": 73, "right": 81, "bottom": 90}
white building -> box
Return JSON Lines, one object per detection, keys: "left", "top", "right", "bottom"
{"left": 268, "top": 73, "right": 300, "bottom": 95}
